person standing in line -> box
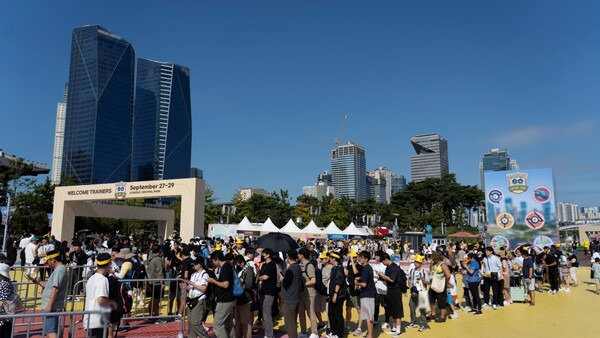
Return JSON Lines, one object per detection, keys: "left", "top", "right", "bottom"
{"left": 345, "top": 249, "right": 363, "bottom": 333}
{"left": 319, "top": 251, "right": 332, "bottom": 332}
{"left": 542, "top": 247, "right": 559, "bottom": 294}
{"left": 185, "top": 258, "right": 209, "bottom": 338}
{"left": 24, "top": 236, "right": 39, "bottom": 276}
{"left": 521, "top": 249, "right": 535, "bottom": 306}
{"left": 354, "top": 251, "right": 376, "bottom": 338}
{"left": 30, "top": 250, "right": 68, "bottom": 338}
{"left": 378, "top": 253, "right": 404, "bottom": 337}
{"left": 233, "top": 255, "right": 254, "bottom": 338}
{"left": 481, "top": 247, "right": 503, "bottom": 309}
{"left": 372, "top": 251, "right": 389, "bottom": 329}
{"left": 258, "top": 249, "right": 278, "bottom": 338}
{"left": 298, "top": 248, "right": 320, "bottom": 338}
{"left": 592, "top": 258, "right": 600, "bottom": 294}
{"left": 567, "top": 249, "right": 578, "bottom": 287}
{"left": 84, "top": 253, "right": 117, "bottom": 338}
{"left": 146, "top": 243, "right": 165, "bottom": 321}
{"left": 0, "top": 263, "right": 15, "bottom": 337}
{"left": 407, "top": 254, "right": 430, "bottom": 332}
{"left": 281, "top": 250, "right": 302, "bottom": 338}
{"left": 429, "top": 251, "right": 451, "bottom": 322}
{"left": 327, "top": 251, "right": 346, "bottom": 338}
{"left": 462, "top": 253, "right": 483, "bottom": 315}
{"left": 207, "top": 251, "right": 235, "bottom": 338}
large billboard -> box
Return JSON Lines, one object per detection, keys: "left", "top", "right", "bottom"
{"left": 484, "top": 168, "right": 557, "bottom": 250}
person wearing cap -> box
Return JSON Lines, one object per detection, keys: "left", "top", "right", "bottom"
{"left": 185, "top": 257, "right": 210, "bottom": 338}
{"left": 37, "top": 236, "right": 55, "bottom": 281}
{"left": 233, "top": 238, "right": 246, "bottom": 257}
{"left": 0, "top": 262, "right": 15, "bottom": 336}
{"left": 319, "top": 250, "right": 332, "bottom": 327}
{"left": 407, "top": 254, "right": 429, "bottom": 331}
{"left": 30, "top": 249, "right": 68, "bottom": 338}
{"left": 326, "top": 251, "right": 345, "bottom": 338}
{"left": 84, "top": 252, "right": 117, "bottom": 338}
{"left": 345, "top": 249, "right": 362, "bottom": 332}
{"left": 429, "top": 251, "right": 451, "bottom": 322}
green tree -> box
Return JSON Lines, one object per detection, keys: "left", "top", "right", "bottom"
{"left": 293, "top": 194, "right": 319, "bottom": 226}
{"left": 0, "top": 158, "right": 34, "bottom": 205}
{"left": 10, "top": 178, "right": 55, "bottom": 235}
{"left": 204, "top": 186, "right": 220, "bottom": 227}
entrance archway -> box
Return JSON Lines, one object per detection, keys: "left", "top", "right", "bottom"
{"left": 52, "top": 178, "right": 205, "bottom": 241}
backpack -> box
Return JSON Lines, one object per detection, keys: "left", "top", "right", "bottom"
{"left": 304, "top": 262, "right": 327, "bottom": 296}
{"left": 232, "top": 268, "right": 244, "bottom": 297}
{"left": 397, "top": 267, "right": 408, "bottom": 293}
{"left": 131, "top": 258, "right": 147, "bottom": 280}
{"left": 108, "top": 276, "right": 132, "bottom": 324}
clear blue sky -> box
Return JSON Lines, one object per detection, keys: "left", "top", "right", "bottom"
{"left": 1, "top": 1, "right": 599, "bottom": 206}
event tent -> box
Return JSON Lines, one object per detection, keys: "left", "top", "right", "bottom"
{"left": 343, "top": 222, "right": 367, "bottom": 236}
{"left": 324, "top": 221, "right": 347, "bottom": 239}
{"left": 302, "top": 220, "right": 327, "bottom": 239}
{"left": 280, "top": 219, "right": 303, "bottom": 236}
{"left": 260, "top": 217, "right": 281, "bottom": 234}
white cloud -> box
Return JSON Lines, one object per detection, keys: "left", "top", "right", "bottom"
{"left": 490, "top": 119, "right": 597, "bottom": 148}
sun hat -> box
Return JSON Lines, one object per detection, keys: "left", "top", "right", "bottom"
{"left": 0, "top": 263, "right": 10, "bottom": 279}
{"left": 115, "top": 248, "right": 135, "bottom": 260}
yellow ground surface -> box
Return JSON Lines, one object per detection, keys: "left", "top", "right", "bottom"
{"left": 14, "top": 268, "right": 600, "bottom": 337}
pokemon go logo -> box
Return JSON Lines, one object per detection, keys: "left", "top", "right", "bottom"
{"left": 115, "top": 182, "right": 127, "bottom": 199}
{"left": 506, "top": 172, "right": 528, "bottom": 194}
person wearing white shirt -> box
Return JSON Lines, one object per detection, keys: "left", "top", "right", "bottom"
{"left": 84, "top": 253, "right": 117, "bottom": 338}
{"left": 24, "top": 237, "right": 39, "bottom": 276}
{"left": 482, "top": 247, "right": 503, "bottom": 309}
{"left": 185, "top": 258, "right": 209, "bottom": 338}
{"left": 19, "top": 234, "right": 32, "bottom": 250}
{"left": 373, "top": 251, "right": 389, "bottom": 329}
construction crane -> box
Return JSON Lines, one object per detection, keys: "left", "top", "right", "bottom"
{"left": 334, "top": 114, "right": 348, "bottom": 146}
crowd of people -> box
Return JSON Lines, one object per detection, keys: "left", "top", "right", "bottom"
{"left": 0, "top": 231, "right": 596, "bottom": 338}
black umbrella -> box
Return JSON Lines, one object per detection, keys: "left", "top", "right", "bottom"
{"left": 256, "top": 232, "right": 299, "bottom": 252}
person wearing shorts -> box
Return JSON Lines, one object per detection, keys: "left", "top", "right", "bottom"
{"left": 522, "top": 249, "right": 536, "bottom": 306}
{"left": 355, "top": 251, "right": 376, "bottom": 338}
{"left": 428, "top": 252, "right": 451, "bottom": 322}
{"left": 33, "top": 250, "right": 68, "bottom": 338}
{"left": 345, "top": 249, "right": 362, "bottom": 331}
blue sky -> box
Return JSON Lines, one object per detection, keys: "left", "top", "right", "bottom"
{"left": 1, "top": 1, "right": 599, "bottom": 205}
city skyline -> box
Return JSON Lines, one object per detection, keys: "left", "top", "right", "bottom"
{"left": 2, "top": 2, "right": 600, "bottom": 205}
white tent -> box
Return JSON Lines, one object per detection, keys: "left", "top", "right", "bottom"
{"left": 236, "top": 217, "right": 257, "bottom": 231}
{"left": 280, "top": 219, "right": 303, "bottom": 236}
{"left": 260, "top": 217, "right": 281, "bottom": 234}
{"left": 324, "top": 221, "right": 345, "bottom": 236}
{"left": 343, "top": 222, "right": 367, "bottom": 236}
{"left": 302, "top": 220, "right": 327, "bottom": 239}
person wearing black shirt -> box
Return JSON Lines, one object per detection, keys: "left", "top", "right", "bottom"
{"left": 281, "top": 250, "right": 302, "bottom": 338}
{"left": 177, "top": 249, "right": 194, "bottom": 317}
{"left": 521, "top": 249, "right": 535, "bottom": 306}
{"left": 345, "top": 250, "right": 363, "bottom": 331}
{"left": 542, "top": 247, "right": 559, "bottom": 293}
{"left": 327, "top": 251, "right": 346, "bottom": 338}
{"left": 355, "top": 251, "right": 376, "bottom": 338}
{"left": 207, "top": 251, "right": 235, "bottom": 338}
{"left": 567, "top": 249, "right": 579, "bottom": 287}
{"left": 378, "top": 253, "right": 403, "bottom": 335}
{"left": 258, "top": 248, "right": 277, "bottom": 338}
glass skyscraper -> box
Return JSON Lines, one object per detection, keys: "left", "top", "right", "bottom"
{"left": 479, "top": 148, "right": 519, "bottom": 191}
{"left": 132, "top": 59, "right": 192, "bottom": 181}
{"left": 62, "top": 25, "right": 135, "bottom": 184}
{"left": 331, "top": 142, "right": 367, "bottom": 201}
{"left": 410, "top": 133, "right": 449, "bottom": 182}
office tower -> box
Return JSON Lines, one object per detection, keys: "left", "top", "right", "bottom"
{"left": 557, "top": 202, "right": 580, "bottom": 223}
{"left": 238, "top": 188, "right": 270, "bottom": 201}
{"left": 304, "top": 170, "right": 336, "bottom": 200}
{"left": 62, "top": 25, "right": 135, "bottom": 184}
{"left": 331, "top": 142, "right": 367, "bottom": 201}
{"left": 479, "top": 148, "right": 519, "bottom": 191}
{"left": 370, "top": 167, "right": 392, "bottom": 203}
{"left": 51, "top": 84, "right": 68, "bottom": 184}
{"left": 317, "top": 171, "right": 333, "bottom": 185}
{"left": 132, "top": 59, "right": 192, "bottom": 181}
{"left": 391, "top": 174, "right": 407, "bottom": 197}
{"left": 366, "top": 173, "right": 386, "bottom": 203}
{"left": 410, "top": 134, "right": 449, "bottom": 182}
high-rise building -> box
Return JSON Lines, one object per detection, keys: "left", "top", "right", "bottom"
{"left": 237, "top": 188, "right": 270, "bottom": 201}
{"left": 132, "top": 59, "right": 192, "bottom": 181}
{"left": 51, "top": 84, "right": 68, "bottom": 184}
{"left": 366, "top": 173, "right": 386, "bottom": 203}
{"left": 557, "top": 202, "right": 580, "bottom": 223}
{"left": 303, "top": 170, "right": 335, "bottom": 200}
{"left": 370, "top": 167, "right": 392, "bottom": 203}
{"left": 331, "top": 142, "right": 367, "bottom": 201}
{"left": 391, "top": 174, "right": 407, "bottom": 197}
{"left": 410, "top": 134, "right": 449, "bottom": 182}
{"left": 62, "top": 25, "right": 135, "bottom": 184}
{"left": 479, "top": 148, "right": 519, "bottom": 191}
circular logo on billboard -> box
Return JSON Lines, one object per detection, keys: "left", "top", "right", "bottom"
{"left": 490, "top": 236, "right": 510, "bottom": 250}
{"left": 496, "top": 213, "right": 514, "bottom": 229}
{"left": 532, "top": 186, "right": 552, "bottom": 203}
{"left": 525, "top": 211, "right": 545, "bottom": 229}
{"left": 488, "top": 189, "right": 504, "bottom": 204}
{"left": 533, "top": 235, "right": 554, "bottom": 248}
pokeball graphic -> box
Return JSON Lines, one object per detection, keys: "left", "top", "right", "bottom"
{"left": 532, "top": 186, "right": 551, "bottom": 203}
{"left": 488, "top": 189, "right": 503, "bottom": 204}
{"left": 533, "top": 235, "right": 554, "bottom": 248}
{"left": 496, "top": 213, "right": 514, "bottom": 229}
{"left": 525, "top": 211, "right": 545, "bottom": 229}
{"left": 490, "top": 236, "right": 510, "bottom": 250}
